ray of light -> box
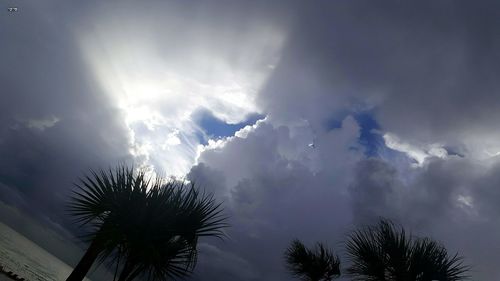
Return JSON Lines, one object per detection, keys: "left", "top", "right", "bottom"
{"left": 77, "top": 4, "right": 288, "bottom": 176}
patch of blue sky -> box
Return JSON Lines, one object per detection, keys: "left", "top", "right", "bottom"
{"left": 325, "top": 109, "right": 420, "bottom": 185}
{"left": 325, "top": 110, "right": 412, "bottom": 164}
{"left": 194, "top": 110, "right": 265, "bottom": 145}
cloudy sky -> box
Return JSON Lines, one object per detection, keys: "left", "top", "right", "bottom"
{"left": 1, "top": 0, "right": 500, "bottom": 280}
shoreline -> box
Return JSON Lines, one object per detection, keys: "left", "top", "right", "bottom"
{"left": 0, "top": 265, "right": 26, "bottom": 281}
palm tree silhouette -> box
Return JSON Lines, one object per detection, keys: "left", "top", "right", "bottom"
{"left": 345, "top": 219, "right": 469, "bottom": 281}
{"left": 112, "top": 182, "right": 227, "bottom": 281}
{"left": 66, "top": 166, "right": 227, "bottom": 281}
{"left": 285, "top": 239, "right": 341, "bottom": 281}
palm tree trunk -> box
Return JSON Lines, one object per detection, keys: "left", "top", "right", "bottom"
{"left": 66, "top": 238, "right": 102, "bottom": 281}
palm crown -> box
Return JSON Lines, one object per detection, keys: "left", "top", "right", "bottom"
{"left": 345, "top": 219, "right": 469, "bottom": 281}
{"left": 285, "top": 239, "right": 341, "bottom": 281}
{"left": 67, "top": 166, "right": 227, "bottom": 281}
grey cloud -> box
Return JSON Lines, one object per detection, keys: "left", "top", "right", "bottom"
{"left": 0, "top": 0, "right": 294, "bottom": 276}
{"left": 0, "top": 0, "right": 133, "bottom": 254}
{"left": 349, "top": 159, "right": 404, "bottom": 223}
{"left": 348, "top": 157, "right": 500, "bottom": 280}
{"left": 2, "top": 1, "right": 500, "bottom": 281}
{"left": 192, "top": 243, "right": 259, "bottom": 281}
{"left": 158, "top": 2, "right": 500, "bottom": 280}
{"left": 189, "top": 118, "right": 361, "bottom": 280}
{"left": 189, "top": 123, "right": 500, "bottom": 280}
{"left": 259, "top": 1, "right": 500, "bottom": 147}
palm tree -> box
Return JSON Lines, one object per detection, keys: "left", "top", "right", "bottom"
{"left": 285, "top": 239, "right": 341, "bottom": 281}
{"left": 345, "top": 219, "right": 469, "bottom": 281}
{"left": 112, "top": 183, "right": 227, "bottom": 281}
{"left": 66, "top": 166, "right": 227, "bottom": 281}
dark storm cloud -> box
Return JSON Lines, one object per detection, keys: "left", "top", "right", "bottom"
{"left": 0, "top": 0, "right": 293, "bottom": 276}
{"left": 0, "top": 3, "right": 135, "bottom": 279}
{"left": 259, "top": 0, "right": 500, "bottom": 146}
{"left": 191, "top": 135, "right": 500, "bottom": 280}
{"left": 0, "top": 0, "right": 132, "bottom": 235}
{"left": 348, "top": 157, "right": 500, "bottom": 280}
{"left": 188, "top": 1, "right": 500, "bottom": 280}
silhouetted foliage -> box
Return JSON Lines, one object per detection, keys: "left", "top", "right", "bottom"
{"left": 345, "top": 219, "right": 469, "bottom": 281}
{"left": 66, "top": 166, "right": 228, "bottom": 281}
{"left": 285, "top": 239, "right": 341, "bottom": 281}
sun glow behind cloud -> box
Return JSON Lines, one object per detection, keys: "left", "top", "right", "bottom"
{"left": 77, "top": 5, "right": 287, "bottom": 176}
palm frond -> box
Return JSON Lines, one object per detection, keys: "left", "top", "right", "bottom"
{"left": 67, "top": 165, "right": 228, "bottom": 281}
{"left": 285, "top": 239, "right": 340, "bottom": 281}
{"left": 346, "top": 218, "right": 469, "bottom": 281}
{"left": 108, "top": 180, "right": 228, "bottom": 281}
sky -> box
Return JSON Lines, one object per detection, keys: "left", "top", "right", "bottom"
{"left": 1, "top": 0, "right": 500, "bottom": 280}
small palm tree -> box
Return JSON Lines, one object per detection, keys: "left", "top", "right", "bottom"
{"left": 66, "top": 166, "right": 227, "bottom": 281}
{"left": 345, "top": 219, "right": 469, "bottom": 281}
{"left": 285, "top": 239, "right": 341, "bottom": 281}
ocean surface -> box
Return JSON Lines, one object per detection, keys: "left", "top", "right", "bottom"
{"left": 0, "top": 222, "right": 90, "bottom": 281}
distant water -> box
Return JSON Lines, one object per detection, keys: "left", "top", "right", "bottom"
{"left": 0, "top": 222, "right": 90, "bottom": 281}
